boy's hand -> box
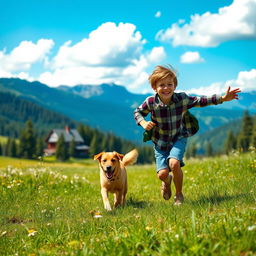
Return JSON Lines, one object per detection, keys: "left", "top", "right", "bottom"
{"left": 221, "top": 87, "right": 241, "bottom": 102}
{"left": 139, "top": 120, "right": 156, "bottom": 131}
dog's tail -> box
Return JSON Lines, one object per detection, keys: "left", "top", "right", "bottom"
{"left": 122, "top": 149, "right": 138, "bottom": 166}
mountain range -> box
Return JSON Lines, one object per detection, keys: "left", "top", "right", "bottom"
{"left": 0, "top": 78, "right": 255, "bottom": 151}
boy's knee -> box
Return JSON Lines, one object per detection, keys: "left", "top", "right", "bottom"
{"left": 157, "top": 168, "right": 169, "bottom": 181}
{"left": 169, "top": 158, "right": 180, "bottom": 172}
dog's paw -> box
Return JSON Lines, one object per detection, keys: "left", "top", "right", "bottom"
{"left": 104, "top": 204, "right": 112, "bottom": 211}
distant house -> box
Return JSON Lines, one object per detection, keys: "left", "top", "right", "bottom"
{"left": 44, "top": 126, "right": 89, "bottom": 157}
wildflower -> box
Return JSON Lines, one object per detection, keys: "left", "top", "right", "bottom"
{"left": 68, "top": 240, "right": 80, "bottom": 247}
{"left": 28, "top": 229, "right": 37, "bottom": 237}
{"left": 90, "top": 210, "right": 103, "bottom": 218}
{"left": 94, "top": 213, "right": 103, "bottom": 218}
{"left": 62, "top": 175, "right": 68, "bottom": 180}
{"left": 248, "top": 225, "right": 256, "bottom": 231}
{"left": 145, "top": 226, "right": 152, "bottom": 231}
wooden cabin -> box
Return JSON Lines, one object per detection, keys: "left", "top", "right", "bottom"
{"left": 44, "top": 126, "right": 89, "bottom": 157}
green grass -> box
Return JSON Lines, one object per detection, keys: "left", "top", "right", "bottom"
{"left": 0, "top": 151, "right": 255, "bottom": 255}
{"left": 0, "top": 156, "right": 95, "bottom": 169}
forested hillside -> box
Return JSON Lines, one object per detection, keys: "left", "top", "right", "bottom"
{"left": 0, "top": 91, "right": 154, "bottom": 163}
{"left": 0, "top": 91, "right": 77, "bottom": 137}
{"left": 1, "top": 78, "right": 255, "bottom": 142}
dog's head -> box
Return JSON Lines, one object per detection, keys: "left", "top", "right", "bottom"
{"left": 94, "top": 152, "right": 124, "bottom": 179}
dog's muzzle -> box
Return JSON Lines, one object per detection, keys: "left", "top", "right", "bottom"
{"left": 104, "top": 166, "right": 115, "bottom": 179}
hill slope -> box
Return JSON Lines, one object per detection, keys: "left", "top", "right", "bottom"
{"left": 0, "top": 91, "right": 78, "bottom": 138}
{"left": 0, "top": 78, "right": 137, "bottom": 141}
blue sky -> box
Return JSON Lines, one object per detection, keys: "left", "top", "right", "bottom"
{"left": 1, "top": 0, "right": 255, "bottom": 95}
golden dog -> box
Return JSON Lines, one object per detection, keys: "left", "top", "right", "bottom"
{"left": 94, "top": 149, "right": 138, "bottom": 211}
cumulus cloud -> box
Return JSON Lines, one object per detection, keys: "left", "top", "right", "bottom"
{"left": 40, "top": 22, "right": 166, "bottom": 90}
{"left": 156, "top": 0, "right": 256, "bottom": 47}
{"left": 0, "top": 39, "right": 54, "bottom": 72}
{"left": 0, "top": 22, "right": 166, "bottom": 92}
{"left": 186, "top": 69, "right": 256, "bottom": 95}
{"left": 39, "top": 46, "right": 166, "bottom": 89}
{"left": 52, "top": 22, "right": 145, "bottom": 68}
{"left": 180, "top": 51, "right": 204, "bottom": 63}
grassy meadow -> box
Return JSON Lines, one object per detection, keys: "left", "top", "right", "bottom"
{"left": 0, "top": 150, "right": 255, "bottom": 255}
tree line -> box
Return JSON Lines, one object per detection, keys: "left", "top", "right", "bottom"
{"left": 0, "top": 91, "right": 78, "bottom": 138}
{"left": 185, "top": 110, "right": 256, "bottom": 158}
{"left": 224, "top": 110, "right": 256, "bottom": 154}
{"left": 1, "top": 110, "right": 255, "bottom": 163}
{"left": 0, "top": 120, "right": 155, "bottom": 164}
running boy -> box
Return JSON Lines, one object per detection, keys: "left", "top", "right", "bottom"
{"left": 134, "top": 65, "right": 241, "bottom": 205}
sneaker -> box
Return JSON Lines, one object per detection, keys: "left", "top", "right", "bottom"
{"left": 174, "top": 194, "right": 184, "bottom": 205}
{"left": 161, "top": 175, "right": 172, "bottom": 200}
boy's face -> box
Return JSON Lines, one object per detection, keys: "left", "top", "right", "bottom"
{"left": 153, "top": 77, "right": 176, "bottom": 104}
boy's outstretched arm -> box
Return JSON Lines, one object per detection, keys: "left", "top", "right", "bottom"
{"left": 221, "top": 87, "right": 241, "bottom": 102}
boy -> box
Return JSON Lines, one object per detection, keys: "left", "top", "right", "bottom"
{"left": 134, "top": 65, "right": 241, "bottom": 205}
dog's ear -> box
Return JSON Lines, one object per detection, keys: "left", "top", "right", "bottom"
{"left": 93, "top": 152, "right": 104, "bottom": 161}
{"left": 114, "top": 152, "right": 124, "bottom": 160}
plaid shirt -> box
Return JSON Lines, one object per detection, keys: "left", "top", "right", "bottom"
{"left": 134, "top": 92, "right": 223, "bottom": 151}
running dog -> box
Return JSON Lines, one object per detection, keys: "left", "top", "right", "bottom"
{"left": 94, "top": 149, "right": 138, "bottom": 211}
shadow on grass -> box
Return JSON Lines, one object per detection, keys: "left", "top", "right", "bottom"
{"left": 126, "top": 197, "right": 148, "bottom": 209}
{"left": 189, "top": 192, "right": 248, "bottom": 206}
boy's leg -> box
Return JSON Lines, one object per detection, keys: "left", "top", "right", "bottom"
{"left": 157, "top": 168, "right": 172, "bottom": 200}
{"left": 154, "top": 146, "right": 172, "bottom": 200}
{"left": 169, "top": 158, "right": 184, "bottom": 205}
{"left": 167, "top": 138, "right": 187, "bottom": 205}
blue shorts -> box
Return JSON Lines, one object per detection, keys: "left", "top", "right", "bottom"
{"left": 154, "top": 137, "right": 187, "bottom": 173}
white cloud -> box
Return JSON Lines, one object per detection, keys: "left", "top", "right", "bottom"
{"left": 52, "top": 22, "right": 145, "bottom": 68}
{"left": 180, "top": 51, "right": 204, "bottom": 64}
{"left": 39, "top": 46, "right": 166, "bottom": 90}
{"left": 0, "top": 22, "right": 166, "bottom": 93}
{"left": 147, "top": 46, "right": 166, "bottom": 63}
{"left": 185, "top": 69, "right": 256, "bottom": 95}
{"left": 155, "top": 11, "right": 161, "bottom": 18}
{"left": 156, "top": 0, "right": 256, "bottom": 47}
{"left": 0, "top": 39, "right": 54, "bottom": 72}
{"left": 39, "top": 23, "right": 166, "bottom": 91}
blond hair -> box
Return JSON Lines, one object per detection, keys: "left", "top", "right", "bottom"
{"left": 148, "top": 65, "right": 178, "bottom": 89}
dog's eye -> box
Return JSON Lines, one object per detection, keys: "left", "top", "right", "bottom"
{"left": 111, "top": 159, "right": 116, "bottom": 162}
{"left": 102, "top": 159, "right": 107, "bottom": 162}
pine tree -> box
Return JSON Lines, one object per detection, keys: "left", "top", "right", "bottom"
{"left": 205, "top": 141, "right": 213, "bottom": 157}
{"left": 78, "top": 124, "right": 93, "bottom": 146}
{"left": 251, "top": 117, "right": 256, "bottom": 148}
{"left": 9, "top": 139, "right": 17, "bottom": 157}
{"left": 69, "top": 137, "right": 76, "bottom": 158}
{"left": 237, "top": 110, "right": 253, "bottom": 152}
{"left": 191, "top": 143, "right": 197, "bottom": 158}
{"left": 185, "top": 144, "right": 191, "bottom": 159}
{"left": 106, "top": 134, "right": 115, "bottom": 152}
{"left": 225, "top": 130, "right": 237, "bottom": 154}
{"left": 18, "top": 120, "right": 36, "bottom": 159}
{"left": 35, "top": 137, "right": 45, "bottom": 158}
{"left": 56, "top": 134, "right": 69, "bottom": 161}
{"left": 101, "top": 134, "right": 108, "bottom": 151}
{"left": 89, "top": 133, "right": 100, "bottom": 157}
{"left": 113, "top": 137, "right": 122, "bottom": 153}
{"left": 5, "top": 138, "right": 11, "bottom": 156}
